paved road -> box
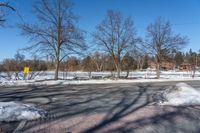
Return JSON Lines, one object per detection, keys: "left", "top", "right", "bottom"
{"left": 0, "top": 81, "right": 200, "bottom": 133}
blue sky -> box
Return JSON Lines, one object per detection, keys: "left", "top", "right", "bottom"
{"left": 0, "top": 0, "right": 199, "bottom": 61}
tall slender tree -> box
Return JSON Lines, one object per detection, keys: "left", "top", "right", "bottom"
{"left": 187, "top": 49, "right": 197, "bottom": 78}
{"left": 20, "top": 0, "right": 86, "bottom": 80}
{"left": 174, "top": 51, "right": 184, "bottom": 67}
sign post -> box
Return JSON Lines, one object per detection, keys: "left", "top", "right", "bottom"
{"left": 23, "top": 67, "right": 29, "bottom": 80}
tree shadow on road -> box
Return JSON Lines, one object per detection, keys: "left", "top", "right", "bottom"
{"left": 1, "top": 84, "right": 200, "bottom": 133}
{"left": 0, "top": 84, "right": 151, "bottom": 132}
{"left": 81, "top": 85, "right": 151, "bottom": 133}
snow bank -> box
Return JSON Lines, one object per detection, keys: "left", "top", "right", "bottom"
{"left": 0, "top": 80, "right": 16, "bottom": 86}
{"left": 154, "top": 83, "right": 200, "bottom": 106}
{"left": 0, "top": 102, "right": 46, "bottom": 122}
{"left": 1, "top": 78, "right": 200, "bottom": 87}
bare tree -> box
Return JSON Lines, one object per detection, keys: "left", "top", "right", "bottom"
{"left": 20, "top": 0, "right": 86, "bottom": 80}
{"left": 0, "top": 2, "right": 15, "bottom": 26}
{"left": 93, "top": 10, "right": 140, "bottom": 78}
{"left": 187, "top": 49, "right": 197, "bottom": 78}
{"left": 122, "top": 53, "right": 136, "bottom": 78}
{"left": 131, "top": 48, "right": 146, "bottom": 70}
{"left": 144, "top": 17, "right": 188, "bottom": 79}
{"left": 91, "top": 51, "right": 105, "bottom": 71}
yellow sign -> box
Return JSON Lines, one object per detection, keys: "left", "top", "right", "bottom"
{"left": 24, "top": 67, "right": 29, "bottom": 74}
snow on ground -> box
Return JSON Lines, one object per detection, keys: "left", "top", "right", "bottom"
{"left": 1, "top": 78, "right": 200, "bottom": 87}
{"left": 155, "top": 83, "right": 200, "bottom": 106}
{"left": 0, "top": 102, "right": 46, "bottom": 122}
{"left": 1, "top": 70, "right": 200, "bottom": 86}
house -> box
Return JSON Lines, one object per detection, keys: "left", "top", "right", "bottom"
{"left": 148, "top": 60, "right": 175, "bottom": 70}
{"left": 179, "top": 63, "right": 192, "bottom": 71}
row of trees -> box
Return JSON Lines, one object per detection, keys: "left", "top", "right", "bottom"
{"left": 0, "top": 52, "right": 47, "bottom": 80}
{"left": 1, "top": 49, "right": 199, "bottom": 73}
{"left": 0, "top": 52, "right": 141, "bottom": 72}
{"left": 1, "top": 0, "right": 188, "bottom": 79}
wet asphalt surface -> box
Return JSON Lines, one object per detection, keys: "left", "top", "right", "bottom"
{"left": 0, "top": 81, "right": 200, "bottom": 133}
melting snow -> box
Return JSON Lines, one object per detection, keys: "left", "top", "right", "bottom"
{"left": 0, "top": 102, "right": 46, "bottom": 122}
{"left": 155, "top": 83, "right": 200, "bottom": 106}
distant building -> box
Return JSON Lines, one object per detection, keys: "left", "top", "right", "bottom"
{"left": 179, "top": 63, "right": 192, "bottom": 71}
{"left": 161, "top": 62, "right": 174, "bottom": 70}
{"left": 148, "top": 60, "right": 175, "bottom": 70}
{"left": 148, "top": 60, "right": 156, "bottom": 69}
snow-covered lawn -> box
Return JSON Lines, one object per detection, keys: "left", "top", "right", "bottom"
{"left": 1, "top": 70, "right": 200, "bottom": 86}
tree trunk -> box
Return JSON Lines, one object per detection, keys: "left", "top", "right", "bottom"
{"left": 113, "top": 57, "right": 121, "bottom": 79}
{"left": 54, "top": 60, "right": 60, "bottom": 80}
{"left": 117, "top": 67, "right": 121, "bottom": 78}
{"left": 192, "top": 65, "right": 196, "bottom": 79}
{"left": 156, "top": 63, "right": 160, "bottom": 79}
{"left": 125, "top": 69, "right": 129, "bottom": 78}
